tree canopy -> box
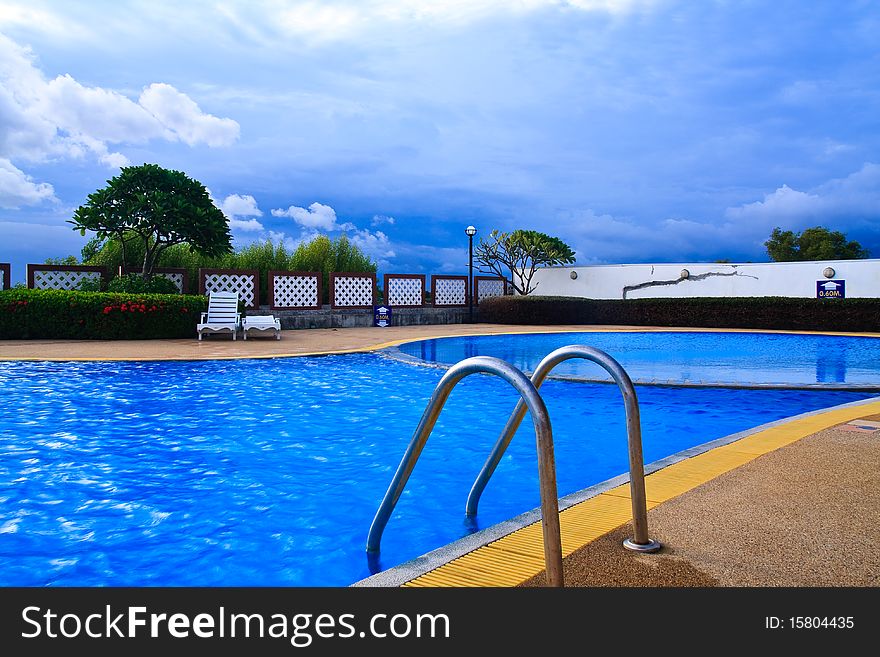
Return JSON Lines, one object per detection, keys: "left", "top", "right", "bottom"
{"left": 474, "top": 229, "right": 576, "bottom": 295}
{"left": 764, "top": 226, "right": 869, "bottom": 262}
{"left": 70, "top": 163, "right": 232, "bottom": 277}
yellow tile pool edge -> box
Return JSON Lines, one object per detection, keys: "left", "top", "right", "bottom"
{"left": 401, "top": 399, "right": 880, "bottom": 587}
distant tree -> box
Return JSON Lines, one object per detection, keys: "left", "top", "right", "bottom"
{"left": 765, "top": 226, "right": 869, "bottom": 261}
{"left": 70, "top": 163, "right": 232, "bottom": 278}
{"left": 44, "top": 255, "right": 78, "bottom": 265}
{"left": 80, "top": 236, "right": 105, "bottom": 263}
{"left": 475, "top": 229, "right": 576, "bottom": 295}
{"left": 83, "top": 232, "right": 376, "bottom": 302}
{"left": 290, "top": 234, "right": 377, "bottom": 304}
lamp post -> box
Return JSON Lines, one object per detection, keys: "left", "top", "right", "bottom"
{"left": 465, "top": 225, "right": 477, "bottom": 323}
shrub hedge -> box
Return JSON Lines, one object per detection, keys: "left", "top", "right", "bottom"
{"left": 0, "top": 289, "right": 207, "bottom": 340}
{"left": 478, "top": 295, "right": 880, "bottom": 332}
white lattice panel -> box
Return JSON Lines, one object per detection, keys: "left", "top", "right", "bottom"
{"left": 334, "top": 276, "right": 373, "bottom": 307}
{"left": 273, "top": 275, "right": 319, "bottom": 307}
{"left": 477, "top": 279, "right": 505, "bottom": 303}
{"left": 386, "top": 278, "right": 422, "bottom": 306}
{"left": 0, "top": 270, "right": 4, "bottom": 289}
{"left": 158, "top": 272, "right": 184, "bottom": 293}
{"left": 203, "top": 274, "right": 256, "bottom": 307}
{"left": 434, "top": 278, "right": 466, "bottom": 306}
{"left": 33, "top": 270, "right": 101, "bottom": 290}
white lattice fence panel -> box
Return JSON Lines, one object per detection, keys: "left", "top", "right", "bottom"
{"left": 203, "top": 274, "right": 256, "bottom": 307}
{"left": 32, "top": 270, "right": 101, "bottom": 290}
{"left": 477, "top": 279, "right": 505, "bottom": 303}
{"left": 273, "top": 275, "right": 319, "bottom": 307}
{"left": 158, "top": 273, "right": 184, "bottom": 293}
{"left": 334, "top": 276, "right": 373, "bottom": 307}
{"left": 434, "top": 279, "right": 466, "bottom": 306}
{"left": 387, "top": 278, "right": 422, "bottom": 306}
{"left": 0, "top": 270, "right": 4, "bottom": 289}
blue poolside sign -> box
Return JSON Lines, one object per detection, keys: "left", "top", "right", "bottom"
{"left": 374, "top": 305, "right": 392, "bottom": 327}
{"left": 817, "top": 280, "right": 845, "bottom": 299}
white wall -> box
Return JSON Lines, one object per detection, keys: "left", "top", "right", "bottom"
{"left": 530, "top": 259, "right": 880, "bottom": 299}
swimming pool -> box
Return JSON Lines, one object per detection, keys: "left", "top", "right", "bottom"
{"left": 396, "top": 331, "right": 880, "bottom": 388}
{"left": 0, "top": 333, "right": 876, "bottom": 586}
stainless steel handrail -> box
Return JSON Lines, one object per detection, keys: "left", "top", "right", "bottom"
{"left": 366, "top": 355, "right": 565, "bottom": 586}
{"left": 465, "top": 345, "right": 661, "bottom": 553}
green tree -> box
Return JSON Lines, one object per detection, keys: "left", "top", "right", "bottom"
{"left": 474, "top": 229, "right": 576, "bottom": 295}
{"left": 44, "top": 255, "right": 78, "bottom": 265}
{"left": 765, "top": 226, "right": 869, "bottom": 261}
{"left": 80, "top": 236, "right": 105, "bottom": 263}
{"left": 70, "top": 163, "right": 232, "bottom": 278}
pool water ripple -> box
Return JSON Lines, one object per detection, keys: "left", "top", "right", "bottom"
{"left": 396, "top": 331, "right": 880, "bottom": 387}
{"left": 0, "top": 343, "right": 876, "bottom": 586}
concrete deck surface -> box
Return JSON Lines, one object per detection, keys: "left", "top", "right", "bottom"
{"left": 520, "top": 420, "right": 880, "bottom": 587}
{"left": 2, "top": 323, "right": 871, "bottom": 361}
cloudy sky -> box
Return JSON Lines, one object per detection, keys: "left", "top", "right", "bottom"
{"left": 1, "top": 0, "right": 878, "bottom": 284}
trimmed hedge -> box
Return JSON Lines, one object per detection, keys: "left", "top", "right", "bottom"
{"left": 479, "top": 295, "right": 880, "bottom": 333}
{"left": 0, "top": 289, "right": 207, "bottom": 340}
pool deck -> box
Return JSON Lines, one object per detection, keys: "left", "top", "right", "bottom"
{"left": 2, "top": 323, "right": 879, "bottom": 588}
{"left": 2, "top": 322, "right": 875, "bottom": 362}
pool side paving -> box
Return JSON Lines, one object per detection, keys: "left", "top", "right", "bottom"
{"left": 1, "top": 323, "right": 878, "bottom": 361}
{"left": 2, "top": 323, "right": 879, "bottom": 587}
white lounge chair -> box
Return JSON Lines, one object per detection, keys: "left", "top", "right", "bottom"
{"left": 242, "top": 315, "right": 282, "bottom": 340}
{"left": 196, "top": 291, "right": 241, "bottom": 340}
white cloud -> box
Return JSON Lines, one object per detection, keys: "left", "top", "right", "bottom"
{"left": 0, "top": 157, "right": 56, "bottom": 208}
{"left": 724, "top": 164, "right": 880, "bottom": 230}
{"left": 350, "top": 229, "right": 396, "bottom": 259}
{"left": 138, "top": 83, "right": 240, "bottom": 147}
{"left": 0, "top": 32, "right": 240, "bottom": 206}
{"left": 180, "top": 0, "right": 661, "bottom": 50}
{"left": 371, "top": 214, "right": 395, "bottom": 226}
{"left": 267, "top": 0, "right": 657, "bottom": 42}
{"left": 229, "top": 218, "right": 264, "bottom": 232}
{"left": 220, "top": 193, "right": 262, "bottom": 218}
{"left": 40, "top": 74, "right": 167, "bottom": 145}
{"left": 724, "top": 184, "right": 822, "bottom": 226}
{"left": 812, "top": 162, "right": 880, "bottom": 215}
{"left": 266, "top": 230, "right": 308, "bottom": 252}
{"left": 271, "top": 201, "right": 356, "bottom": 231}
{"left": 1, "top": 0, "right": 656, "bottom": 51}
{"left": 550, "top": 163, "right": 880, "bottom": 263}
{"left": 0, "top": 4, "right": 87, "bottom": 41}
{"left": 218, "top": 193, "right": 264, "bottom": 232}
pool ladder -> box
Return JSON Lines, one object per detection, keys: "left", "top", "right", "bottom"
{"left": 366, "top": 345, "right": 661, "bottom": 587}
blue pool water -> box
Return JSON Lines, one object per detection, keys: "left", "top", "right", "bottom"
{"left": 0, "top": 336, "right": 876, "bottom": 586}
{"left": 398, "top": 331, "right": 880, "bottom": 386}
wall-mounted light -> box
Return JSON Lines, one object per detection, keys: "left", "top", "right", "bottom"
{"left": 823, "top": 267, "right": 835, "bottom": 279}
{"left": 680, "top": 269, "right": 690, "bottom": 279}
{"left": 570, "top": 271, "right": 578, "bottom": 280}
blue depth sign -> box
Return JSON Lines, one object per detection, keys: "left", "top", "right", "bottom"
{"left": 816, "top": 280, "right": 845, "bottom": 299}
{"left": 374, "top": 305, "right": 392, "bottom": 327}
